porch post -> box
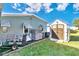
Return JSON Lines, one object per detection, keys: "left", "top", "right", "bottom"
{"left": 23, "top": 24, "right": 24, "bottom": 34}
{"left": 28, "top": 28, "right": 30, "bottom": 34}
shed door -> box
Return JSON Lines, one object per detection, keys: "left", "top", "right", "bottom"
{"left": 52, "top": 24, "right": 64, "bottom": 40}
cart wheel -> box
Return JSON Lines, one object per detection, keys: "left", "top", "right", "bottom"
{"left": 12, "top": 45, "right": 18, "bottom": 50}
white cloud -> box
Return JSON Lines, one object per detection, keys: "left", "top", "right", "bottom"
{"left": 12, "top": 6, "right": 17, "bottom": 9}
{"left": 43, "top": 3, "right": 53, "bottom": 13}
{"left": 46, "top": 9, "right": 53, "bottom": 13}
{"left": 12, "top": 3, "right": 22, "bottom": 11}
{"left": 73, "top": 3, "right": 79, "bottom": 11}
{"left": 25, "top": 7, "right": 35, "bottom": 13}
{"left": 12, "top": 3, "right": 20, "bottom": 8}
{"left": 17, "top": 8, "right": 22, "bottom": 11}
{"left": 11, "top": 3, "right": 53, "bottom": 13}
{"left": 24, "top": 3, "right": 53, "bottom": 13}
{"left": 56, "top": 3, "right": 69, "bottom": 11}
{"left": 22, "top": 11, "right": 28, "bottom": 14}
{"left": 25, "top": 3, "right": 41, "bottom": 12}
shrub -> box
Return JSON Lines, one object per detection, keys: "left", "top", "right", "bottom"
{"left": 70, "top": 29, "right": 78, "bottom": 33}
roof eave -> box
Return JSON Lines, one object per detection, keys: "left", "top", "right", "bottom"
{"left": 1, "top": 13, "right": 48, "bottom": 24}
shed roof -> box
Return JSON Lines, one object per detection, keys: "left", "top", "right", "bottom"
{"left": 50, "top": 19, "right": 67, "bottom": 26}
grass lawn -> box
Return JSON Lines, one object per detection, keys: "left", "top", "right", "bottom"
{"left": 6, "top": 39, "right": 79, "bottom": 56}
{"left": 70, "top": 30, "right": 79, "bottom": 41}
{"left": 70, "top": 36, "right": 79, "bottom": 41}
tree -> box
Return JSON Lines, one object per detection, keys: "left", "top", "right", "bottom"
{"left": 73, "top": 18, "right": 79, "bottom": 29}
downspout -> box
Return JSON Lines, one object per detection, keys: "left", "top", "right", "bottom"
{"left": 0, "top": 3, "right": 3, "bottom": 46}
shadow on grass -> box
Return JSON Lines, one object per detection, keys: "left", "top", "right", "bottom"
{"left": 70, "top": 36, "right": 79, "bottom": 41}
{"left": 0, "top": 47, "right": 11, "bottom": 55}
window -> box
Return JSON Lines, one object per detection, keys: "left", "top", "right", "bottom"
{"left": 37, "top": 25, "right": 43, "bottom": 32}
{"left": 0, "top": 20, "right": 10, "bottom": 33}
{"left": 0, "top": 26, "right": 9, "bottom": 33}
{"left": 52, "top": 24, "right": 56, "bottom": 28}
{"left": 58, "top": 24, "right": 64, "bottom": 28}
{"left": 2, "top": 27, "right": 8, "bottom": 32}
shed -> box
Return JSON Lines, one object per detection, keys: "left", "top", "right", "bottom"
{"left": 50, "top": 19, "right": 70, "bottom": 42}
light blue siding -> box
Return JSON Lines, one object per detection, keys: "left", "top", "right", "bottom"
{"left": 0, "top": 15, "right": 47, "bottom": 35}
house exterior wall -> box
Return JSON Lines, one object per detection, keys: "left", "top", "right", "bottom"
{"left": 0, "top": 16, "right": 47, "bottom": 35}
{"left": 0, "top": 16, "right": 30, "bottom": 35}
{"left": 32, "top": 17, "right": 47, "bottom": 32}
{"left": 0, "top": 16, "right": 47, "bottom": 45}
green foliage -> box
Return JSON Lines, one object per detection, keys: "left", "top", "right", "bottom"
{"left": 70, "top": 29, "right": 78, "bottom": 33}
{"left": 73, "top": 18, "right": 79, "bottom": 26}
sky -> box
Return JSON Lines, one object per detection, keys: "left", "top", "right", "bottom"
{"left": 2, "top": 3, "right": 79, "bottom": 26}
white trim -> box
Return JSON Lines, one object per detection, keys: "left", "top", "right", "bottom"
{"left": 50, "top": 19, "right": 66, "bottom": 26}
{"left": 33, "top": 14, "right": 48, "bottom": 23}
